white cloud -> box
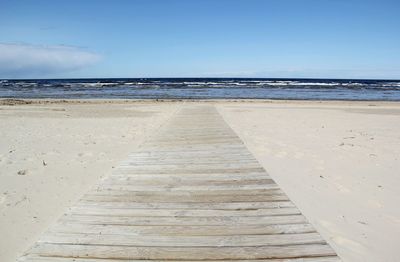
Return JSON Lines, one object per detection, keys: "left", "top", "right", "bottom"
{"left": 0, "top": 43, "right": 101, "bottom": 78}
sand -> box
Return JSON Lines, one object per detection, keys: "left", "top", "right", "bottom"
{"left": 1, "top": 99, "right": 400, "bottom": 261}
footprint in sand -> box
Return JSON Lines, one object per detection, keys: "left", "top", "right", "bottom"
{"left": 78, "top": 152, "right": 94, "bottom": 158}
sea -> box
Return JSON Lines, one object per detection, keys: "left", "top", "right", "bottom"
{"left": 1, "top": 78, "right": 400, "bottom": 101}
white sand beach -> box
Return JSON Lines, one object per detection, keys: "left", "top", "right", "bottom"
{"left": 1, "top": 100, "right": 399, "bottom": 261}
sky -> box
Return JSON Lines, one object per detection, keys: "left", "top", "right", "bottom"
{"left": 0, "top": 0, "right": 399, "bottom": 79}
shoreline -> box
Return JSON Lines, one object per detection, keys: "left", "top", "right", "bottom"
{"left": 2, "top": 97, "right": 400, "bottom": 105}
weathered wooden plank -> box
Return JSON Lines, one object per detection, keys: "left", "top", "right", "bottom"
{"left": 28, "top": 243, "right": 337, "bottom": 260}
{"left": 87, "top": 188, "right": 285, "bottom": 197}
{"left": 69, "top": 206, "right": 301, "bottom": 217}
{"left": 118, "top": 162, "right": 261, "bottom": 169}
{"left": 123, "top": 157, "right": 257, "bottom": 163}
{"left": 113, "top": 167, "right": 266, "bottom": 174}
{"left": 49, "top": 223, "right": 316, "bottom": 236}
{"left": 39, "top": 232, "right": 325, "bottom": 247}
{"left": 60, "top": 214, "right": 308, "bottom": 226}
{"left": 82, "top": 193, "right": 290, "bottom": 203}
{"left": 127, "top": 151, "right": 254, "bottom": 159}
{"left": 106, "top": 172, "right": 271, "bottom": 181}
{"left": 94, "top": 183, "right": 280, "bottom": 192}
{"left": 76, "top": 200, "right": 295, "bottom": 210}
{"left": 20, "top": 256, "right": 340, "bottom": 262}
{"left": 100, "top": 178, "right": 275, "bottom": 187}
{"left": 122, "top": 154, "right": 257, "bottom": 161}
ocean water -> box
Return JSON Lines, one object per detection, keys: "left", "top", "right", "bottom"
{"left": 1, "top": 78, "right": 400, "bottom": 101}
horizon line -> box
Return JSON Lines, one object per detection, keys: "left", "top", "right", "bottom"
{"left": 2, "top": 76, "right": 400, "bottom": 81}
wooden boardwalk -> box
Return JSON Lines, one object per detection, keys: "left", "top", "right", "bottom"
{"left": 19, "top": 105, "right": 339, "bottom": 261}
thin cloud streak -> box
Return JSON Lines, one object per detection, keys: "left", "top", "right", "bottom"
{"left": 0, "top": 43, "right": 101, "bottom": 78}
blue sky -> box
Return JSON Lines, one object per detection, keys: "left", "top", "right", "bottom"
{"left": 0, "top": 0, "right": 399, "bottom": 79}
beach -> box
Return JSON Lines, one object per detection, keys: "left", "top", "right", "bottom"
{"left": 1, "top": 99, "right": 400, "bottom": 261}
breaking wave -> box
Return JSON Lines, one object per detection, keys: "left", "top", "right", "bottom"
{"left": 1, "top": 78, "right": 400, "bottom": 100}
